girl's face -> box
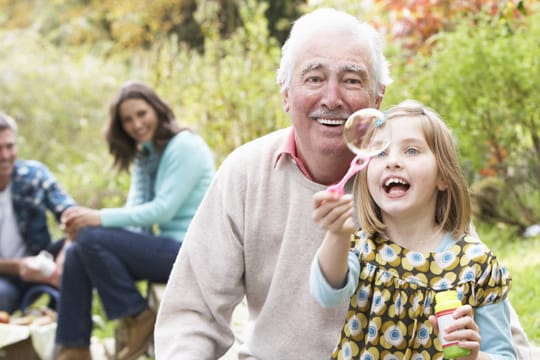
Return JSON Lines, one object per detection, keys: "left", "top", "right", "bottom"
{"left": 119, "top": 98, "right": 159, "bottom": 143}
{"left": 366, "top": 116, "right": 447, "bottom": 222}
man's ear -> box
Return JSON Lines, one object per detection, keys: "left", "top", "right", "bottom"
{"left": 282, "top": 88, "right": 290, "bottom": 112}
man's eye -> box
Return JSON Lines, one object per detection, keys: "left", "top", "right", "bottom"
{"left": 306, "top": 76, "right": 322, "bottom": 83}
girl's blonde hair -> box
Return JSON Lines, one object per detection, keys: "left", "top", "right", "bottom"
{"left": 354, "top": 99, "right": 471, "bottom": 238}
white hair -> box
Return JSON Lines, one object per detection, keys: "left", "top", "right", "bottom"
{"left": 276, "top": 8, "right": 392, "bottom": 96}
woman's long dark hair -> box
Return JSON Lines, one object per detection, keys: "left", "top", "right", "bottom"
{"left": 106, "top": 81, "right": 185, "bottom": 172}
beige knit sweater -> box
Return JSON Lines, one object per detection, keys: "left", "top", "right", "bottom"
{"left": 155, "top": 128, "right": 351, "bottom": 359}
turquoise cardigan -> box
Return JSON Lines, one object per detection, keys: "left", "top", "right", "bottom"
{"left": 100, "top": 131, "right": 215, "bottom": 242}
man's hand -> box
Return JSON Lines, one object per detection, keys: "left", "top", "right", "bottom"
{"left": 19, "top": 256, "right": 49, "bottom": 282}
{"left": 18, "top": 256, "right": 60, "bottom": 287}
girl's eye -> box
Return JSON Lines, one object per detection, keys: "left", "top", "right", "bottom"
{"left": 375, "top": 150, "right": 387, "bottom": 158}
{"left": 406, "top": 148, "right": 418, "bottom": 155}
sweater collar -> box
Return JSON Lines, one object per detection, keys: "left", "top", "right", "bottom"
{"left": 274, "top": 128, "right": 313, "bottom": 181}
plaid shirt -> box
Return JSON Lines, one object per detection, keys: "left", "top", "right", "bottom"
{"left": 10, "top": 160, "right": 76, "bottom": 254}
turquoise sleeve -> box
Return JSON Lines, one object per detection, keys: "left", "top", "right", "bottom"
{"left": 476, "top": 299, "right": 517, "bottom": 359}
{"left": 101, "top": 132, "right": 214, "bottom": 227}
{"left": 309, "top": 250, "right": 360, "bottom": 308}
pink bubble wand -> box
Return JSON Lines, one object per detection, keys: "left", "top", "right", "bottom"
{"left": 327, "top": 108, "right": 387, "bottom": 196}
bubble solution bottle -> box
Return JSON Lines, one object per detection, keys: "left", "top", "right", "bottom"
{"left": 434, "top": 290, "right": 471, "bottom": 359}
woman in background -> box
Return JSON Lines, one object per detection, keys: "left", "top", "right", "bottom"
{"left": 55, "top": 81, "right": 215, "bottom": 360}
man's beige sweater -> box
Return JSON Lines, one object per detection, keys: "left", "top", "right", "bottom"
{"left": 155, "top": 128, "right": 350, "bottom": 359}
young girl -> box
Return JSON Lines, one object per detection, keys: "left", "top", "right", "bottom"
{"left": 55, "top": 81, "right": 215, "bottom": 360}
{"left": 310, "top": 100, "right": 516, "bottom": 359}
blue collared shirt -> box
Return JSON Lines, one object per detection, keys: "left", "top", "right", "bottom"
{"left": 10, "top": 160, "right": 76, "bottom": 254}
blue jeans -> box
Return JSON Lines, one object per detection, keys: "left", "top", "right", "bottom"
{"left": 0, "top": 240, "right": 65, "bottom": 313}
{"left": 55, "top": 227, "right": 181, "bottom": 347}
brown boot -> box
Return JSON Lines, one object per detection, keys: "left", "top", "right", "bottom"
{"left": 116, "top": 308, "right": 156, "bottom": 360}
{"left": 115, "top": 314, "right": 130, "bottom": 358}
{"left": 57, "top": 346, "right": 92, "bottom": 360}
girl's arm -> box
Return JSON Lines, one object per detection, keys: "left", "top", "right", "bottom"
{"left": 310, "top": 250, "right": 360, "bottom": 308}
{"left": 474, "top": 300, "right": 518, "bottom": 360}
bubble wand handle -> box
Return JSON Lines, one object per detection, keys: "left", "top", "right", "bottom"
{"left": 327, "top": 154, "right": 371, "bottom": 196}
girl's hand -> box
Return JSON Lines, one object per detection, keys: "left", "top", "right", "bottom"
{"left": 312, "top": 190, "right": 354, "bottom": 236}
{"left": 429, "top": 304, "right": 483, "bottom": 360}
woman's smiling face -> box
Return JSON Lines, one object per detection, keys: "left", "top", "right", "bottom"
{"left": 119, "top": 98, "right": 159, "bottom": 144}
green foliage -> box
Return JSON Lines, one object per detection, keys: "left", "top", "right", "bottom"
{"left": 0, "top": 0, "right": 307, "bottom": 52}
{"left": 383, "top": 11, "right": 540, "bottom": 232}
{"left": 0, "top": 0, "right": 287, "bottom": 208}
{"left": 145, "top": 0, "right": 287, "bottom": 165}
{"left": 0, "top": 29, "right": 133, "bottom": 208}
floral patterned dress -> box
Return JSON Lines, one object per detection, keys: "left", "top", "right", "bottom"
{"left": 331, "top": 233, "right": 511, "bottom": 360}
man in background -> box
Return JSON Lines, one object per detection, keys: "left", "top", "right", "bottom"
{"left": 0, "top": 112, "right": 75, "bottom": 313}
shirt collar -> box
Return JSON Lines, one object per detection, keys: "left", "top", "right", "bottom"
{"left": 274, "top": 128, "right": 313, "bottom": 181}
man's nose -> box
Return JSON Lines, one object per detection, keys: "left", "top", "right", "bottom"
{"left": 321, "top": 80, "right": 343, "bottom": 110}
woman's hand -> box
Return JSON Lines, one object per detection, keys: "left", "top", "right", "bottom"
{"left": 429, "top": 304, "right": 488, "bottom": 360}
{"left": 61, "top": 206, "right": 101, "bottom": 236}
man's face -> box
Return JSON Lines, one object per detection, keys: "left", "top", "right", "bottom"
{"left": 282, "top": 30, "right": 381, "bottom": 163}
{"left": 0, "top": 129, "right": 17, "bottom": 185}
